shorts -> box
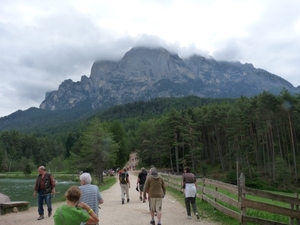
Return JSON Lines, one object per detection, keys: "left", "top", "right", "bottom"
{"left": 139, "top": 184, "right": 144, "bottom": 192}
{"left": 149, "top": 198, "right": 162, "bottom": 212}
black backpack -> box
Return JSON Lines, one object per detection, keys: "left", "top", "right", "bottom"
{"left": 119, "top": 172, "right": 127, "bottom": 184}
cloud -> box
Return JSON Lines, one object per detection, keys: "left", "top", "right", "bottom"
{"left": 0, "top": 0, "right": 300, "bottom": 118}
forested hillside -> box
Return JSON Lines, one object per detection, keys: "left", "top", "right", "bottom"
{"left": 1, "top": 91, "right": 300, "bottom": 190}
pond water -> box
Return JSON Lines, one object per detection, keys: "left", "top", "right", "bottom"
{"left": 0, "top": 178, "right": 78, "bottom": 207}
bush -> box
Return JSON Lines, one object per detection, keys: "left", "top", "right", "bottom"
{"left": 225, "top": 169, "right": 237, "bottom": 184}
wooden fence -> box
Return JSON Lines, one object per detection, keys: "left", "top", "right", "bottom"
{"left": 162, "top": 173, "right": 300, "bottom": 225}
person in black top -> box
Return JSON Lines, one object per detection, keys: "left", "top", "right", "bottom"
{"left": 136, "top": 167, "right": 148, "bottom": 201}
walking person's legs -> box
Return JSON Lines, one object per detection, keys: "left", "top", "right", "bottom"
{"left": 44, "top": 193, "right": 52, "bottom": 217}
{"left": 149, "top": 198, "right": 155, "bottom": 224}
{"left": 149, "top": 198, "right": 162, "bottom": 225}
{"left": 191, "top": 196, "right": 200, "bottom": 219}
{"left": 185, "top": 197, "right": 191, "bottom": 218}
{"left": 150, "top": 210, "right": 155, "bottom": 224}
{"left": 125, "top": 184, "right": 130, "bottom": 202}
{"left": 156, "top": 211, "right": 162, "bottom": 224}
{"left": 120, "top": 184, "right": 125, "bottom": 204}
{"left": 156, "top": 198, "right": 162, "bottom": 225}
{"left": 139, "top": 184, "right": 144, "bottom": 200}
{"left": 37, "top": 191, "right": 45, "bottom": 220}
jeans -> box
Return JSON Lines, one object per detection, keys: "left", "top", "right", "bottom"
{"left": 185, "top": 196, "right": 198, "bottom": 216}
{"left": 38, "top": 190, "right": 52, "bottom": 215}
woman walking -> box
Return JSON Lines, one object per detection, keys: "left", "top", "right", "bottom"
{"left": 182, "top": 166, "right": 200, "bottom": 220}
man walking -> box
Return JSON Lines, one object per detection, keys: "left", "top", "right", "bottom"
{"left": 79, "top": 172, "right": 104, "bottom": 225}
{"left": 33, "top": 166, "right": 56, "bottom": 220}
{"left": 119, "top": 167, "right": 130, "bottom": 204}
{"left": 143, "top": 167, "right": 166, "bottom": 225}
{"left": 136, "top": 167, "right": 148, "bottom": 201}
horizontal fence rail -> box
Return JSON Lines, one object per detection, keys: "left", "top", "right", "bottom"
{"left": 162, "top": 173, "right": 300, "bottom": 225}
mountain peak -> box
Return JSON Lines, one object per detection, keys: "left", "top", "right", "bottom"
{"left": 39, "top": 47, "right": 299, "bottom": 111}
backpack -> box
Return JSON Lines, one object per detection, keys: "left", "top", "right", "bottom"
{"left": 119, "top": 172, "right": 127, "bottom": 184}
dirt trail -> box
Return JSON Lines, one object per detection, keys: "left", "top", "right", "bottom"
{"left": 1, "top": 152, "right": 217, "bottom": 225}
{"left": 1, "top": 170, "right": 218, "bottom": 225}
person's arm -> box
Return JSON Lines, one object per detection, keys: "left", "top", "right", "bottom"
{"left": 143, "top": 179, "right": 148, "bottom": 199}
{"left": 86, "top": 209, "right": 99, "bottom": 224}
{"left": 127, "top": 174, "right": 131, "bottom": 188}
{"left": 33, "top": 178, "right": 38, "bottom": 196}
{"left": 181, "top": 174, "right": 186, "bottom": 192}
{"left": 97, "top": 189, "right": 104, "bottom": 204}
{"left": 33, "top": 188, "right": 37, "bottom": 197}
{"left": 161, "top": 178, "right": 166, "bottom": 197}
{"left": 50, "top": 175, "right": 56, "bottom": 194}
{"left": 77, "top": 202, "right": 99, "bottom": 224}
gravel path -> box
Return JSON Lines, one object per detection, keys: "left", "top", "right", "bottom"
{"left": 1, "top": 171, "right": 218, "bottom": 225}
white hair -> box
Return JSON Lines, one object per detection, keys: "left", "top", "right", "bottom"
{"left": 150, "top": 167, "right": 157, "bottom": 174}
{"left": 80, "top": 172, "right": 92, "bottom": 184}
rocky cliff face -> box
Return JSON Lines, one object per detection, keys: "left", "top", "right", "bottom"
{"left": 40, "top": 47, "right": 299, "bottom": 111}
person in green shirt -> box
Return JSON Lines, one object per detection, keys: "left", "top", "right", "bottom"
{"left": 53, "top": 185, "right": 99, "bottom": 225}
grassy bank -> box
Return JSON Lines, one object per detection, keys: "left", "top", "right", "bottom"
{"left": 0, "top": 172, "right": 78, "bottom": 180}
{"left": 166, "top": 186, "right": 239, "bottom": 225}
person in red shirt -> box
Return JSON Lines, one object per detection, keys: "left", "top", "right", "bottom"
{"left": 33, "top": 166, "right": 56, "bottom": 220}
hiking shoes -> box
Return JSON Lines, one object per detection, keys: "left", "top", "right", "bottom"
{"left": 37, "top": 215, "right": 44, "bottom": 220}
{"left": 48, "top": 211, "right": 52, "bottom": 217}
{"left": 122, "top": 200, "right": 124, "bottom": 204}
{"left": 150, "top": 220, "right": 155, "bottom": 224}
{"left": 140, "top": 196, "right": 142, "bottom": 201}
{"left": 196, "top": 212, "right": 200, "bottom": 219}
{"left": 127, "top": 198, "right": 130, "bottom": 203}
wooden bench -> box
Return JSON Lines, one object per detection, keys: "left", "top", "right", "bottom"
{"left": 0, "top": 201, "right": 30, "bottom": 215}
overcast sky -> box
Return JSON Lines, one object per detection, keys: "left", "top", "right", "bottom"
{"left": 1, "top": 0, "right": 300, "bottom": 118}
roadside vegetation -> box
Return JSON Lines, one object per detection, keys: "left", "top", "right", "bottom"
{"left": 166, "top": 186, "right": 238, "bottom": 225}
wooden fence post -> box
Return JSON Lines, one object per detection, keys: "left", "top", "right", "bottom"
{"left": 290, "top": 197, "right": 294, "bottom": 225}
{"left": 297, "top": 193, "right": 300, "bottom": 225}
{"left": 296, "top": 193, "right": 299, "bottom": 225}
{"left": 239, "top": 173, "right": 245, "bottom": 225}
{"left": 290, "top": 193, "right": 300, "bottom": 225}
{"left": 166, "top": 174, "right": 168, "bottom": 186}
{"left": 202, "top": 176, "right": 206, "bottom": 202}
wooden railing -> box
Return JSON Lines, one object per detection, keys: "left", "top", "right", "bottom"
{"left": 162, "top": 173, "right": 300, "bottom": 225}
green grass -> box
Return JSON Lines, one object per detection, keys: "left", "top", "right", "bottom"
{"left": 166, "top": 186, "right": 239, "bottom": 225}
{"left": 199, "top": 185, "right": 292, "bottom": 224}
{"left": 99, "top": 176, "right": 117, "bottom": 192}
{"left": 164, "top": 174, "right": 297, "bottom": 225}
{"left": 216, "top": 187, "right": 294, "bottom": 224}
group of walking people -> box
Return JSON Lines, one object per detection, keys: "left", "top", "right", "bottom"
{"left": 33, "top": 164, "right": 200, "bottom": 225}
{"left": 33, "top": 166, "right": 103, "bottom": 225}
{"left": 118, "top": 166, "right": 166, "bottom": 225}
